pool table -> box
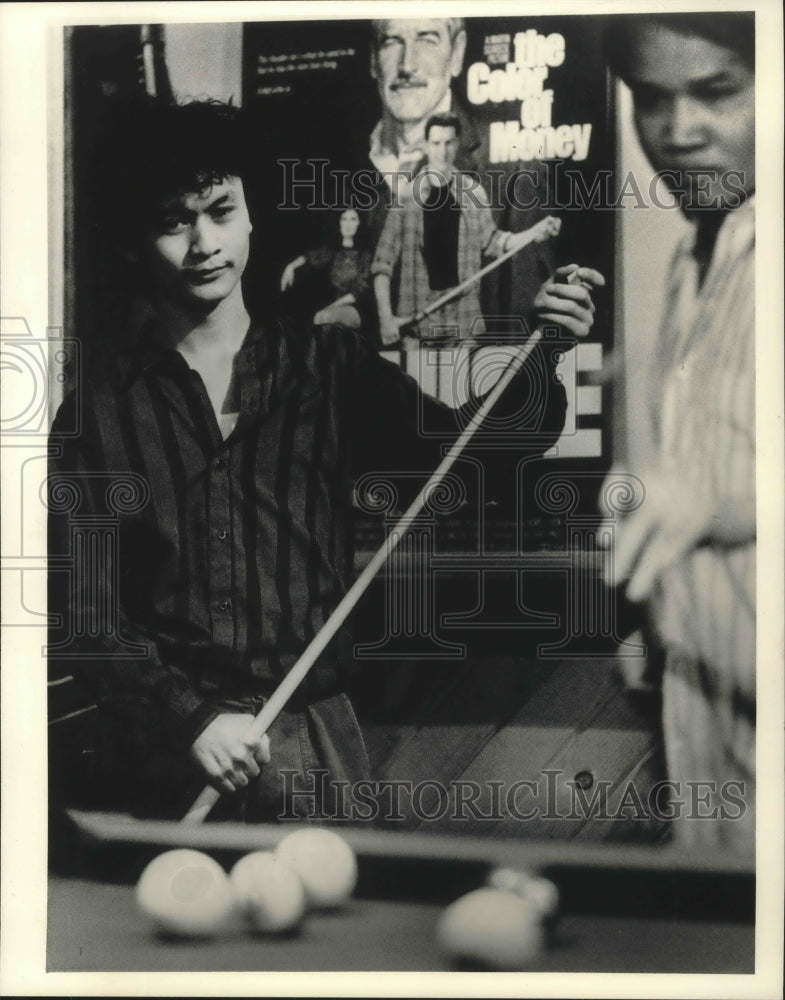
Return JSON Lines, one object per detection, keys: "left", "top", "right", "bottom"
{"left": 48, "top": 810, "right": 754, "bottom": 974}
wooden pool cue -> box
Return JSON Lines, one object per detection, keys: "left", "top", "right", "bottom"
{"left": 182, "top": 327, "right": 547, "bottom": 824}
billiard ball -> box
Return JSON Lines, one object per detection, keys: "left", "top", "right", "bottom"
{"left": 486, "top": 867, "right": 560, "bottom": 922}
{"left": 230, "top": 851, "right": 306, "bottom": 934}
{"left": 275, "top": 828, "right": 358, "bottom": 909}
{"left": 437, "top": 888, "right": 545, "bottom": 970}
{"left": 136, "top": 849, "right": 235, "bottom": 937}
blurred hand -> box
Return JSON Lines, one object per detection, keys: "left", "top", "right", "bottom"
{"left": 533, "top": 264, "right": 606, "bottom": 339}
{"left": 601, "top": 464, "right": 714, "bottom": 602}
{"left": 189, "top": 713, "right": 271, "bottom": 796}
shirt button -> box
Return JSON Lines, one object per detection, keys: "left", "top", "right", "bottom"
{"left": 213, "top": 456, "right": 225, "bottom": 470}
{"left": 218, "top": 600, "right": 231, "bottom": 613}
{"left": 217, "top": 529, "right": 228, "bottom": 540}
{"left": 574, "top": 770, "right": 594, "bottom": 790}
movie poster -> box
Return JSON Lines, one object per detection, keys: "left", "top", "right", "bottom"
{"left": 242, "top": 17, "right": 612, "bottom": 469}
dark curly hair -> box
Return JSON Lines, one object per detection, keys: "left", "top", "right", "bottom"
{"left": 93, "top": 97, "right": 253, "bottom": 249}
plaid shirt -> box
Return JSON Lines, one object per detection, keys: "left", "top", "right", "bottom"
{"left": 371, "top": 172, "right": 507, "bottom": 343}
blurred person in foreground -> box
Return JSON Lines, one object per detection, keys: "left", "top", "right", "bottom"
{"left": 604, "top": 13, "right": 755, "bottom": 853}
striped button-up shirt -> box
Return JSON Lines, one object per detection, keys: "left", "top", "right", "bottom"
{"left": 49, "top": 320, "right": 565, "bottom": 750}
{"left": 651, "top": 200, "right": 756, "bottom": 846}
{"left": 652, "top": 197, "right": 756, "bottom": 692}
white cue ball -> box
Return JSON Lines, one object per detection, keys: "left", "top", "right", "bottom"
{"left": 275, "top": 828, "right": 358, "bottom": 909}
{"left": 486, "top": 867, "right": 560, "bottom": 920}
{"left": 230, "top": 851, "right": 306, "bottom": 933}
{"left": 136, "top": 849, "right": 235, "bottom": 937}
{"left": 437, "top": 888, "right": 545, "bottom": 970}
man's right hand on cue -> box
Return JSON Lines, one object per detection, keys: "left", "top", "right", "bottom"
{"left": 189, "top": 714, "right": 272, "bottom": 795}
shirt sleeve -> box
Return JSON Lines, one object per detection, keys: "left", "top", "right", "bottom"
{"left": 348, "top": 332, "right": 567, "bottom": 502}
{"left": 370, "top": 204, "right": 404, "bottom": 277}
{"left": 48, "top": 388, "right": 218, "bottom": 753}
{"left": 455, "top": 177, "right": 502, "bottom": 256}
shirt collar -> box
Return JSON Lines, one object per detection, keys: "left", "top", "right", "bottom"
{"left": 119, "top": 319, "right": 268, "bottom": 387}
{"left": 726, "top": 192, "right": 755, "bottom": 237}
{"left": 679, "top": 193, "right": 755, "bottom": 263}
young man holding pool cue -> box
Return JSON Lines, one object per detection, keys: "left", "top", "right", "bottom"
{"left": 48, "top": 98, "right": 603, "bottom": 823}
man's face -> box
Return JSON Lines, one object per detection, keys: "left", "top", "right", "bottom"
{"left": 625, "top": 23, "right": 754, "bottom": 212}
{"left": 425, "top": 125, "right": 459, "bottom": 178}
{"left": 141, "top": 177, "right": 251, "bottom": 310}
{"left": 371, "top": 19, "right": 466, "bottom": 126}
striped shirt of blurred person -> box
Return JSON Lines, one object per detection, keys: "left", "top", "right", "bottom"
{"left": 651, "top": 196, "right": 755, "bottom": 852}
